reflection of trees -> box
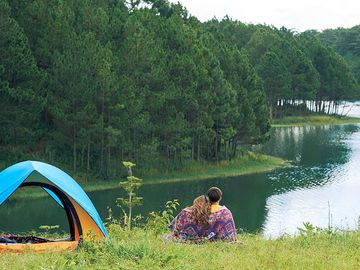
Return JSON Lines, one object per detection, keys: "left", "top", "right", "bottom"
{"left": 264, "top": 125, "right": 357, "bottom": 194}
{"left": 263, "top": 125, "right": 353, "bottom": 166}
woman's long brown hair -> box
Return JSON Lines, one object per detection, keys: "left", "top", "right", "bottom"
{"left": 190, "top": 195, "right": 211, "bottom": 225}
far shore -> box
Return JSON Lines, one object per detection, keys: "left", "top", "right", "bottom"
{"left": 9, "top": 115, "right": 360, "bottom": 200}
{"left": 10, "top": 153, "right": 289, "bottom": 199}
{"left": 271, "top": 115, "right": 360, "bottom": 127}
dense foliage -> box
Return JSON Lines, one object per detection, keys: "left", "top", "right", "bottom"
{"left": 0, "top": 0, "right": 359, "bottom": 179}
{"left": 317, "top": 25, "right": 360, "bottom": 88}
{"left": 205, "top": 20, "right": 359, "bottom": 117}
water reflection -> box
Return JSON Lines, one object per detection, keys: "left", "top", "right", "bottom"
{"left": 263, "top": 124, "right": 360, "bottom": 237}
{"left": 264, "top": 180, "right": 360, "bottom": 237}
{"left": 1, "top": 124, "right": 360, "bottom": 237}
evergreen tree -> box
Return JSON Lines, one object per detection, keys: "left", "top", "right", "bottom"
{"left": 0, "top": 0, "right": 44, "bottom": 151}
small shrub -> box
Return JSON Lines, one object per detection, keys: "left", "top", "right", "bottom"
{"left": 146, "top": 199, "right": 180, "bottom": 235}
{"left": 116, "top": 161, "right": 143, "bottom": 230}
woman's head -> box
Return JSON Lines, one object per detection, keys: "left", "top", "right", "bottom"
{"left": 190, "top": 195, "right": 211, "bottom": 225}
{"left": 207, "top": 187, "right": 222, "bottom": 203}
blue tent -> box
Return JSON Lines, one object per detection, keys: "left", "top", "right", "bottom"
{"left": 0, "top": 161, "right": 107, "bottom": 243}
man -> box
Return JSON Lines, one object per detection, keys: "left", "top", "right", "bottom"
{"left": 206, "top": 187, "right": 237, "bottom": 242}
{"left": 207, "top": 187, "right": 223, "bottom": 213}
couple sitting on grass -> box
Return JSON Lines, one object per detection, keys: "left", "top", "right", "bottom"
{"left": 168, "top": 187, "right": 237, "bottom": 243}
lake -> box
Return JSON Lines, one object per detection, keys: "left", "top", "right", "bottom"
{"left": 2, "top": 122, "right": 360, "bottom": 237}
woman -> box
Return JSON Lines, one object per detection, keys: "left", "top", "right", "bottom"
{"left": 168, "top": 195, "right": 211, "bottom": 242}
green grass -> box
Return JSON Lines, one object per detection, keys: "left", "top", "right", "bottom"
{"left": 10, "top": 152, "right": 289, "bottom": 199}
{"left": 272, "top": 115, "right": 360, "bottom": 127}
{"left": 141, "top": 153, "right": 289, "bottom": 184}
{"left": 2, "top": 226, "right": 360, "bottom": 269}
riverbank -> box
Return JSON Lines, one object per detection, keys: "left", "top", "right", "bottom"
{"left": 89, "top": 152, "right": 289, "bottom": 188}
{"left": 2, "top": 227, "right": 360, "bottom": 269}
{"left": 271, "top": 115, "right": 360, "bottom": 127}
{"left": 10, "top": 152, "right": 289, "bottom": 199}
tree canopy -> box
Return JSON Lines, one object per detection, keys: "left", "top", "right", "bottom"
{"left": 1, "top": 0, "right": 359, "bottom": 178}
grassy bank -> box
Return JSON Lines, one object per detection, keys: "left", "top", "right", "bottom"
{"left": 10, "top": 152, "right": 289, "bottom": 199}
{"left": 89, "top": 152, "right": 289, "bottom": 187}
{"left": 2, "top": 226, "right": 360, "bottom": 270}
{"left": 272, "top": 115, "right": 360, "bottom": 127}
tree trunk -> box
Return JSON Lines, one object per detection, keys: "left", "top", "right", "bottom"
{"left": 100, "top": 134, "right": 104, "bottom": 176}
{"left": 322, "top": 100, "right": 326, "bottom": 113}
{"left": 86, "top": 142, "right": 90, "bottom": 181}
{"left": 108, "top": 145, "right": 111, "bottom": 178}
{"left": 73, "top": 128, "right": 77, "bottom": 172}
{"left": 128, "top": 192, "right": 132, "bottom": 230}
{"left": 225, "top": 140, "right": 228, "bottom": 160}
{"left": 191, "top": 135, "right": 195, "bottom": 160}
{"left": 214, "top": 136, "right": 218, "bottom": 161}
{"left": 81, "top": 145, "right": 85, "bottom": 168}
{"left": 128, "top": 165, "right": 133, "bottom": 229}
{"left": 100, "top": 83, "right": 105, "bottom": 177}
{"left": 230, "top": 138, "right": 238, "bottom": 160}
{"left": 327, "top": 101, "right": 332, "bottom": 114}
{"left": 197, "top": 135, "right": 200, "bottom": 161}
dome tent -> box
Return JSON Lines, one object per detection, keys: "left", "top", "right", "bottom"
{"left": 0, "top": 161, "right": 107, "bottom": 252}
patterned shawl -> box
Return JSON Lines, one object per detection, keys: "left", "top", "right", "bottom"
{"left": 168, "top": 206, "right": 237, "bottom": 242}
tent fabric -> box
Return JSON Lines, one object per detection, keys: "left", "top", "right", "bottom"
{"left": 69, "top": 197, "right": 105, "bottom": 239}
{"left": 0, "top": 161, "right": 107, "bottom": 238}
{"left": 43, "top": 187, "right": 64, "bottom": 208}
{"left": 0, "top": 240, "right": 79, "bottom": 253}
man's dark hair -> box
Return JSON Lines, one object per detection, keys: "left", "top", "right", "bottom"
{"left": 207, "top": 187, "right": 222, "bottom": 203}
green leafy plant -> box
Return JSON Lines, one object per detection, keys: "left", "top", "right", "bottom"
{"left": 298, "top": 222, "right": 317, "bottom": 236}
{"left": 297, "top": 221, "right": 337, "bottom": 236}
{"left": 147, "top": 199, "right": 180, "bottom": 235}
{"left": 116, "top": 161, "right": 143, "bottom": 229}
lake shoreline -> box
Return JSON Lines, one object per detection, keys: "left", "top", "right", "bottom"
{"left": 88, "top": 153, "right": 290, "bottom": 188}
{"left": 11, "top": 115, "right": 360, "bottom": 198}
{"left": 271, "top": 115, "right": 360, "bottom": 127}
{"left": 10, "top": 116, "right": 360, "bottom": 199}
{"left": 11, "top": 153, "right": 290, "bottom": 199}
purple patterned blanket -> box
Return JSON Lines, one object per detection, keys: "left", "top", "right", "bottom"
{"left": 169, "top": 206, "right": 237, "bottom": 242}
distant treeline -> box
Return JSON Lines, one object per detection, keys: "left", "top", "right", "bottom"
{"left": 316, "top": 26, "right": 360, "bottom": 91}
{"left": 0, "top": 0, "right": 359, "bottom": 178}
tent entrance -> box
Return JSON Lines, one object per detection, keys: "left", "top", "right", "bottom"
{"left": 0, "top": 189, "right": 67, "bottom": 237}
{"left": 19, "top": 182, "right": 83, "bottom": 241}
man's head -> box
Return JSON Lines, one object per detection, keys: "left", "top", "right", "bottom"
{"left": 207, "top": 187, "right": 222, "bottom": 203}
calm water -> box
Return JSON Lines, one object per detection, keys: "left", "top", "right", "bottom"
{"left": 2, "top": 123, "right": 360, "bottom": 237}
